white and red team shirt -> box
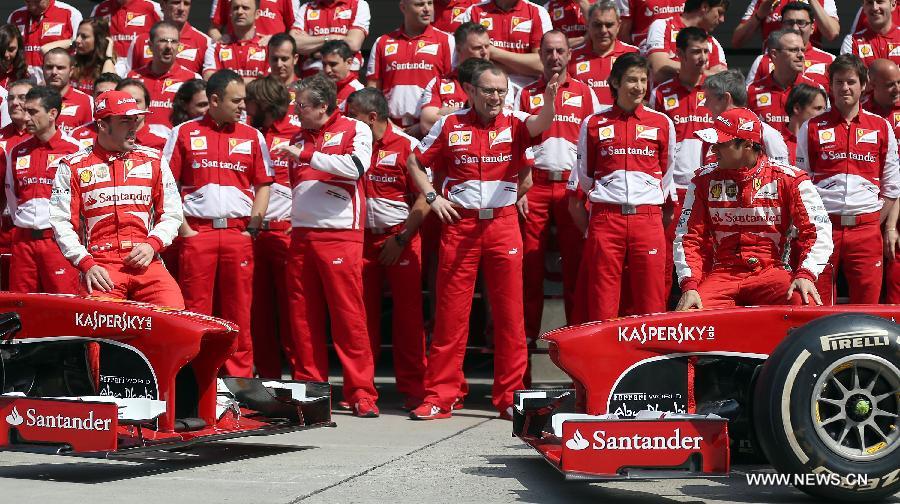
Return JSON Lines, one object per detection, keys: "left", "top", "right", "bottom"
{"left": 260, "top": 114, "right": 300, "bottom": 223}
{"left": 127, "top": 64, "right": 200, "bottom": 128}
{"left": 211, "top": 0, "right": 295, "bottom": 36}
{"left": 641, "top": 16, "right": 727, "bottom": 71}
{"left": 91, "top": 0, "right": 163, "bottom": 59}
{"left": 4, "top": 129, "right": 81, "bottom": 230}
{"left": 613, "top": 0, "right": 684, "bottom": 46}
{"left": 417, "top": 108, "right": 534, "bottom": 209}
{"left": 163, "top": 114, "right": 275, "bottom": 219}
{"left": 745, "top": 43, "right": 834, "bottom": 92}
{"left": 433, "top": 0, "right": 479, "bottom": 33}
{"left": 418, "top": 70, "right": 518, "bottom": 112}
{"left": 122, "top": 23, "right": 212, "bottom": 75}
{"left": 58, "top": 87, "right": 94, "bottom": 136}
{"left": 292, "top": 0, "right": 371, "bottom": 77}
{"left": 8, "top": 0, "right": 83, "bottom": 81}
{"left": 796, "top": 108, "right": 900, "bottom": 216}
{"left": 741, "top": 0, "right": 838, "bottom": 48}
{"left": 568, "top": 39, "right": 639, "bottom": 106}
{"left": 287, "top": 111, "right": 372, "bottom": 238}
{"left": 335, "top": 74, "right": 366, "bottom": 113}
{"left": 575, "top": 103, "right": 676, "bottom": 205}
{"left": 0, "top": 124, "right": 31, "bottom": 156}
{"left": 202, "top": 35, "right": 270, "bottom": 80}
{"left": 748, "top": 73, "right": 821, "bottom": 137}
{"left": 649, "top": 77, "right": 713, "bottom": 192}
{"left": 461, "top": 0, "right": 554, "bottom": 88}
{"left": 366, "top": 26, "right": 455, "bottom": 127}
{"left": 516, "top": 78, "right": 600, "bottom": 173}
{"left": 544, "top": 0, "right": 588, "bottom": 41}
{"left": 70, "top": 122, "right": 168, "bottom": 151}
{"left": 852, "top": 5, "right": 900, "bottom": 35}
{"left": 365, "top": 123, "right": 419, "bottom": 229}
{"left": 840, "top": 25, "right": 900, "bottom": 68}
{"left": 50, "top": 143, "right": 183, "bottom": 272}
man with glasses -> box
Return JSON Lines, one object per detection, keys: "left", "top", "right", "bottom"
{"left": 127, "top": 22, "right": 200, "bottom": 131}
{"left": 733, "top": 0, "right": 838, "bottom": 49}
{"left": 406, "top": 62, "right": 559, "bottom": 420}
{"left": 745, "top": 2, "right": 834, "bottom": 91}
{"left": 122, "top": 0, "right": 213, "bottom": 75}
{"left": 748, "top": 29, "right": 822, "bottom": 137}
{"left": 841, "top": 0, "right": 900, "bottom": 68}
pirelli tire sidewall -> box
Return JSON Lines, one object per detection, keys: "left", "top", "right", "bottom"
{"left": 753, "top": 314, "right": 900, "bottom": 502}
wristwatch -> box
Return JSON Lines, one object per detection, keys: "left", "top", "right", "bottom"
{"left": 394, "top": 231, "right": 409, "bottom": 246}
{"left": 425, "top": 191, "right": 437, "bottom": 205}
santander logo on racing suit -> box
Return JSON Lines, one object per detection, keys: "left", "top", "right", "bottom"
{"left": 566, "top": 428, "right": 704, "bottom": 451}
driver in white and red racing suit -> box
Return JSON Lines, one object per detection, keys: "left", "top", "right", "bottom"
{"left": 673, "top": 107, "right": 833, "bottom": 310}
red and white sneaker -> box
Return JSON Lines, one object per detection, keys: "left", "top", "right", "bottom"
{"left": 353, "top": 398, "right": 380, "bottom": 418}
{"left": 409, "top": 402, "right": 452, "bottom": 420}
{"left": 498, "top": 406, "right": 514, "bottom": 421}
{"left": 452, "top": 397, "right": 464, "bottom": 410}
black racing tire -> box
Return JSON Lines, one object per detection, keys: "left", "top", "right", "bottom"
{"left": 753, "top": 313, "right": 900, "bottom": 502}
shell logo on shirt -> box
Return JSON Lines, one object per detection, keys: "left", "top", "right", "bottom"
{"left": 15, "top": 156, "right": 30, "bottom": 170}
{"left": 479, "top": 17, "right": 494, "bottom": 30}
{"left": 42, "top": 22, "right": 64, "bottom": 37}
{"left": 229, "top": 139, "right": 253, "bottom": 155}
{"left": 448, "top": 131, "right": 472, "bottom": 146}
{"left": 710, "top": 182, "right": 722, "bottom": 200}
{"left": 323, "top": 132, "right": 344, "bottom": 148}
{"left": 440, "top": 82, "right": 456, "bottom": 94}
{"left": 125, "top": 13, "right": 147, "bottom": 27}
{"left": 219, "top": 48, "right": 233, "bottom": 61}
{"left": 530, "top": 95, "right": 544, "bottom": 108}
{"left": 635, "top": 125, "right": 658, "bottom": 140}
{"left": 553, "top": 7, "right": 564, "bottom": 20}
{"left": 756, "top": 93, "right": 771, "bottom": 107}
{"left": 818, "top": 128, "right": 835, "bottom": 144}
{"left": 190, "top": 136, "right": 208, "bottom": 150}
{"left": 143, "top": 45, "right": 154, "bottom": 58}
{"left": 307, "top": 9, "right": 320, "bottom": 20}
{"left": 575, "top": 61, "right": 590, "bottom": 75}
{"left": 561, "top": 92, "right": 582, "bottom": 108}
{"left": 385, "top": 43, "right": 399, "bottom": 56}
{"left": 859, "top": 44, "right": 873, "bottom": 58}
{"left": 856, "top": 128, "right": 878, "bottom": 144}
{"left": 377, "top": 150, "right": 398, "bottom": 166}
{"left": 598, "top": 125, "right": 615, "bottom": 140}
{"left": 663, "top": 95, "right": 679, "bottom": 111}
{"left": 80, "top": 169, "right": 93, "bottom": 184}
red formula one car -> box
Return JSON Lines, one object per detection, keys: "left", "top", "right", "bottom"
{"left": 0, "top": 293, "right": 333, "bottom": 455}
{"left": 514, "top": 306, "right": 900, "bottom": 501}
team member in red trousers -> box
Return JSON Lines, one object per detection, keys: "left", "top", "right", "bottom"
{"left": 3, "top": 85, "right": 81, "bottom": 294}
{"left": 516, "top": 30, "right": 600, "bottom": 342}
{"left": 164, "top": 69, "right": 274, "bottom": 377}
{"left": 244, "top": 76, "right": 297, "bottom": 379}
{"left": 406, "top": 62, "right": 559, "bottom": 420}
{"left": 50, "top": 90, "right": 184, "bottom": 307}
{"left": 574, "top": 52, "right": 675, "bottom": 321}
{"left": 796, "top": 54, "right": 900, "bottom": 305}
{"left": 271, "top": 73, "right": 379, "bottom": 417}
{"left": 674, "top": 107, "right": 832, "bottom": 309}
{"left": 346, "top": 87, "right": 428, "bottom": 409}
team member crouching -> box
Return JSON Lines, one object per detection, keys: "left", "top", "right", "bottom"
{"left": 674, "top": 108, "right": 832, "bottom": 310}
{"left": 271, "top": 73, "right": 379, "bottom": 418}
{"left": 346, "top": 87, "right": 428, "bottom": 409}
{"left": 50, "top": 90, "right": 185, "bottom": 307}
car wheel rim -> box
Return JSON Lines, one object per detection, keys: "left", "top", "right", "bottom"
{"left": 811, "top": 354, "right": 900, "bottom": 462}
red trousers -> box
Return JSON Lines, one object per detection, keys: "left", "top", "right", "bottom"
{"left": 664, "top": 189, "right": 688, "bottom": 300}
{"left": 362, "top": 229, "right": 426, "bottom": 401}
{"left": 423, "top": 211, "right": 527, "bottom": 412}
{"left": 251, "top": 228, "right": 292, "bottom": 379}
{"left": 521, "top": 176, "right": 583, "bottom": 341}
{"left": 285, "top": 236, "right": 377, "bottom": 404}
{"left": 10, "top": 228, "right": 80, "bottom": 294}
{"left": 584, "top": 206, "right": 667, "bottom": 322}
{"left": 92, "top": 256, "right": 185, "bottom": 309}
{"left": 886, "top": 258, "right": 900, "bottom": 303}
{"left": 180, "top": 228, "right": 254, "bottom": 377}
{"left": 816, "top": 217, "right": 882, "bottom": 305}
{"left": 698, "top": 265, "right": 804, "bottom": 308}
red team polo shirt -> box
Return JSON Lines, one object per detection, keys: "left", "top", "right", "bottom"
{"left": 202, "top": 35, "right": 270, "bottom": 80}
{"left": 642, "top": 16, "right": 727, "bottom": 71}
{"left": 745, "top": 43, "right": 834, "bottom": 91}
{"left": 260, "top": 114, "right": 301, "bottom": 224}
{"left": 292, "top": 0, "right": 371, "bottom": 76}
{"left": 365, "top": 123, "right": 419, "bottom": 229}
{"left": 366, "top": 25, "right": 454, "bottom": 127}
{"left": 128, "top": 63, "right": 201, "bottom": 128}
{"left": 544, "top": 0, "right": 588, "bottom": 41}
{"left": 0, "top": 125, "right": 31, "bottom": 157}
{"left": 568, "top": 39, "right": 639, "bottom": 106}
{"left": 614, "top": 0, "right": 684, "bottom": 46}
{"left": 852, "top": 5, "right": 900, "bottom": 34}
{"left": 748, "top": 72, "right": 821, "bottom": 137}
{"left": 741, "top": 0, "right": 838, "bottom": 48}
{"left": 57, "top": 87, "right": 94, "bottom": 135}
{"left": 335, "top": 74, "right": 366, "bottom": 113}
{"left": 840, "top": 24, "right": 900, "bottom": 67}
{"left": 210, "top": 0, "right": 295, "bottom": 36}
{"left": 650, "top": 76, "right": 713, "bottom": 192}
{"left": 91, "top": 0, "right": 163, "bottom": 58}
{"left": 419, "top": 70, "right": 468, "bottom": 111}
{"left": 433, "top": 0, "right": 479, "bottom": 33}
{"left": 123, "top": 22, "right": 212, "bottom": 75}
{"left": 8, "top": 0, "right": 83, "bottom": 79}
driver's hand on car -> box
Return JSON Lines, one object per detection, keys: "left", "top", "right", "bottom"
{"left": 675, "top": 289, "right": 703, "bottom": 311}
{"left": 84, "top": 265, "right": 114, "bottom": 294}
{"left": 787, "top": 277, "right": 822, "bottom": 305}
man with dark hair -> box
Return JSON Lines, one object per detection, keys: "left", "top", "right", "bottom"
{"left": 320, "top": 40, "right": 364, "bottom": 113}
{"left": 123, "top": 0, "right": 213, "bottom": 75}
{"left": 784, "top": 83, "right": 827, "bottom": 164}
{"left": 852, "top": 1, "right": 900, "bottom": 34}
{"left": 91, "top": 0, "right": 163, "bottom": 64}
{"left": 345, "top": 87, "right": 428, "bottom": 410}
{"left": 92, "top": 73, "right": 122, "bottom": 97}
{"left": 733, "top": 0, "right": 838, "bottom": 49}
{"left": 614, "top": 0, "right": 683, "bottom": 46}
{"left": 641, "top": 0, "right": 728, "bottom": 83}
{"left": 517, "top": 30, "right": 600, "bottom": 345}
{"left": 42, "top": 48, "right": 93, "bottom": 135}
{"left": 164, "top": 69, "right": 274, "bottom": 377}
{"left": 209, "top": 0, "right": 295, "bottom": 42}
{"left": 289, "top": 0, "right": 371, "bottom": 78}
{"left": 745, "top": 2, "right": 835, "bottom": 90}
{"left": 568, "top": 1, "right": 639, "bottom": 107}
{"left": 406, "top": 63, "right": 559, "bottom": 420}
{"left": 0, "top": 80, "right": 34, "bottom": 155}
{"left": 243, "top": 75, "right": 297, "bottom": 379}
{"left": 748, "top": 29, "right": 823, "bottom": 137}
{"left": 841, "top": 0, "right": 900, "bottom": 68}
{"left": 650, "top": 26, "right": 715, "bottom": 299}
{"left": 797, "top": 54, "right": 900, "bottom": 305}
{"left": 50, "top": 89, "right": 184, "bottom": 306}
{"left": 366, "top": 0, "right": 454, "bottom": 134}
{"left": 270, "top": 72, "right": 379, "bottom": 417}
{"left": 7, "top": 0, "right": 83, "bottom": 81}
{"left": 573, "top": 52, "right": 674, "bottom": 321}
{"left": 71, "top": 78, "right": 169, "bottom": 150}
{"left": 202, "top": 0, "right": 270, "bottom": 81}
{"left": 268, "top": 33, "right": 300, "bottom": 88}
{"left": 2, "top": 86, "right": 81, "bottom": 294}
{"left": 127, "top": 21, "right": 201, "bottom": 131}
{"left": 675, "top": 107, "right": 832, "bottom": 309}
